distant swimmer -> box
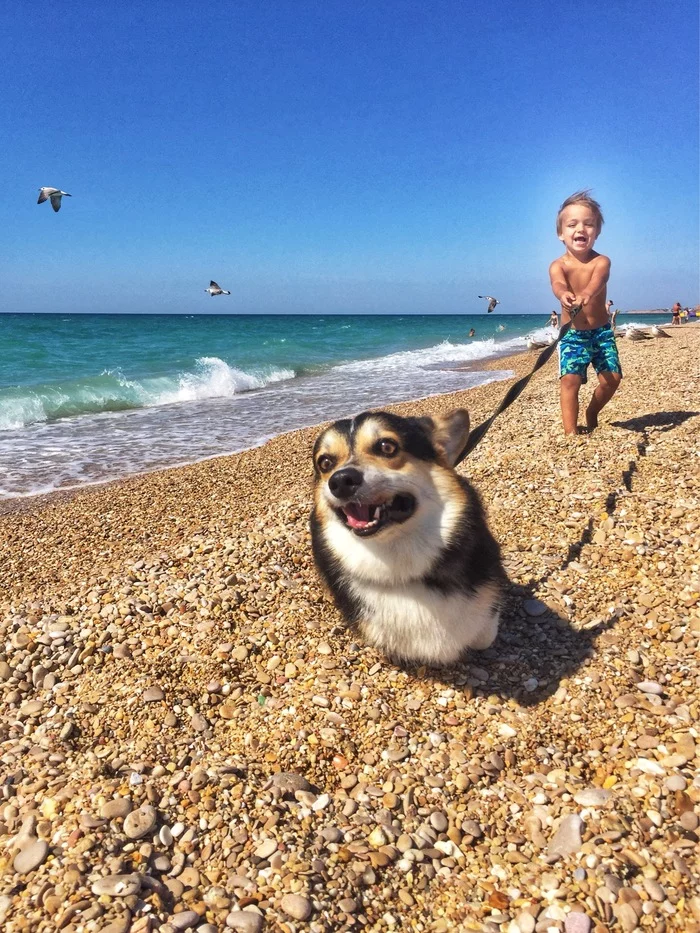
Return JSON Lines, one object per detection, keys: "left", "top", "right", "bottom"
{"left": 496, "top": 324, "right": 505, "bottom": 332}
{"left": 468, "top": 328, "right": 476, "bottom": 337}
{"left": 478, "top": 295, "right": 500, "bottom": 313}
{"left": 37, "top": 187, "right": 72, "bottom": 212}
{"left": 205, "top": 280, "right": 231, "bottom": 297}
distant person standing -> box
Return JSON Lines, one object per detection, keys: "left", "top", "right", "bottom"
{"left": 606, "top": 299, "right": 619, "bottom": 330}
{"left": 549, "top": 310, "right": 559, "bottom": 328}
{"left": 671, "top": 302, "right": 682, "bottom": 325}
{"left": 468, "top": 328, "right": 476, "bottom": 337}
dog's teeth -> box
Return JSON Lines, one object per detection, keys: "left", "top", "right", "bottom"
{"left": 373, "top": 506, "right": 382, "bottom": 519}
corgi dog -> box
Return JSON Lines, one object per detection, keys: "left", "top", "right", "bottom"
{"left": 310, "top": 409, "right": 506, "bottom": 666}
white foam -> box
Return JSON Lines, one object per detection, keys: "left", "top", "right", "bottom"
{"left": 0, "top": 358, "right": 296, "bottom": 431}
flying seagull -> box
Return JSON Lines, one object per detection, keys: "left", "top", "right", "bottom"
{"left": 478, "top": 295, "right": 500, "bottom": 313}
{"left": 38, "top": 187, "right": 72, "bottom": 212}
{"left": 205, "top": 280, "right": 231, "bottom": 297}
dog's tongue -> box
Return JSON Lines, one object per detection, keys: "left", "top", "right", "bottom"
{"left": 344, "top": 502, "right": 372, "bottom": 529}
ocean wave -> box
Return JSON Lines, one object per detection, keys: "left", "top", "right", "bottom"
{"left": 0, "top": 357, "right": 295, "bottom": 430}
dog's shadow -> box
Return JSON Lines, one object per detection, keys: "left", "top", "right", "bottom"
{"left": 426, "top": 407, "right": 698, "bottom": 703}
{"left": 412, "top": 586, "right": 616, "bottom": 706}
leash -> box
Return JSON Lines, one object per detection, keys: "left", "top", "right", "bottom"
{"left": 454, "top": 308, "right": 581, "bottom": 466}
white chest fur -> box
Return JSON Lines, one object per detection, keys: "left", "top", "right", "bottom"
{"left": 322, "top": 487, "right": 464, "bottom": 585}
{"left": 352, "top": 579, "right": 500, "bottom": 665}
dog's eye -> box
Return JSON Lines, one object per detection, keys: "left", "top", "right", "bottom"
{"left": 317, "top": 454, "right": 335, "bottom": 473}
{"left": 377, "top": 438, "right": 399, "bottom": 457}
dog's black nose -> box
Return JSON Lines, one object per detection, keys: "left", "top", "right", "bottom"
{"left": 329, "top": 467, "right": 363, "bottom": 500}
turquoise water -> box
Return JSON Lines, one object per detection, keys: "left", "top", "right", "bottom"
{"left": 0, "top": 312, "right": 673, "bottom": 498}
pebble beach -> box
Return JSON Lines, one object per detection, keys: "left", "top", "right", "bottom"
{"left": 1, "top": 326, "right": 699, "bottom": 933}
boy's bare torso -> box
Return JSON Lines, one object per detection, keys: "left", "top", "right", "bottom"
{"left": 554, "top": 251, "right": 609, "bottom": 329}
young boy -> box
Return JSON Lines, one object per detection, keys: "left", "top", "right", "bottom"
{"left": 549, "top": 191, "right": 622, "bottom": 434}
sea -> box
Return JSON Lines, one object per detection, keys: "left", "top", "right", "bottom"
{"left": 0, "top": 311, "right": 672, "bottom": 500}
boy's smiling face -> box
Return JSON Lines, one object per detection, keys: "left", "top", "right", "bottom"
{"left": 558, "top": 203, "right": 600, "bottom": 257}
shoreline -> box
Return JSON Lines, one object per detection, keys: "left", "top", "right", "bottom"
{"left": 0, "top": 342, "right": 533, "bottom": 517}
{"left": 3, "top": 320, "right": 697, "bottom": 513}
{"left": 1, "top": 328, "right": 699, "bottom": 931}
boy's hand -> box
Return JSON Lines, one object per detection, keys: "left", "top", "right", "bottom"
{"left": 560, "top": 291, "right": 576, "bottom": 310}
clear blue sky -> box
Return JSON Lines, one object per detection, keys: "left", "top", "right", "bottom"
{"left": 2, "top": 0, "right": 698, "bottom": 314}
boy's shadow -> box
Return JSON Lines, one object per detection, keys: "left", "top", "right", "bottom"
{"left": 610, "top": 410, "right": 699, "bottom": 434}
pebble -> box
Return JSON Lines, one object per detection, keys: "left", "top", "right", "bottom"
{"left": 280, "top": 894, "right": 312, "bottom": 921}
{"left": 143, "top": 685, "right": 165, "bottom": 701}
{"left": 13, "top": 838, "right": 49, "bottom": 874}
{"left": 100, "top": 797, "right": 133, "bottom": 819}
{"left": 268, "top": 772, "right": 312, "bottom": 795}
{"left": 665, "top": 774, "right": 687, "bottom": 791}
{"left": 123, "top": 804, "right": 157, "bottom": 839}
{"left": 254, "top": 838, "right": 278, "bottom": 859}
{"left": 170, "top": 911, "right": 201, "bottom": 930}
{"left": 515, "top": 914, "right": 536, "bottom": 933}
{"left": 573, "top": 787, "right": 611, "bottom": 807}
{"left": 462, "top": 819, "right": 482, "bottom": 838}
{"left": 429, "top": 810, "right": 448, "bottom": 832}
{"left": 523, "top": 599, "right": 548, "bottom": 616}
{"left": 546, "top": 814, "right": 583, "bottom": 861}
{"left": 680, "top": 810, "right": 699, "bottom": 830}
{"left": 225, "top": 912, "right": 264, "bottom": 933}
{"left": 91, "top": 873, "right": 143, "bottom": 896}
{"left": 615, "top": 902, "right": 641, "bottom": 932}
{"left": 564, "top": 913, "right": 592, "bottom": 933}
{"left": 636, "top": 680, "right": 664, "bottom": 695}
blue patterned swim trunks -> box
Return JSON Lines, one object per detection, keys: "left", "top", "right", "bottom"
{"left": 559, "top": 323, "right": 622, "bottom": 383}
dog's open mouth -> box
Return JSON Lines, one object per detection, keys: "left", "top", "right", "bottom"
{"left": 337, "top": 494, "right": 416, "bottom": 536}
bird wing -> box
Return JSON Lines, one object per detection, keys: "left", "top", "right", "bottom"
{"left": 37, "top": 188, "right": 54, "bottom": 204}
{"left": 50, "top": 195, "right": 62, "bottom": 212}
{"left": 209, "top": 281, "right": 220, "bottom": 289}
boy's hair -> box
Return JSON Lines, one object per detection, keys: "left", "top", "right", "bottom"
{"left": 556, "top": 190, "right": 604, "bottom": 235}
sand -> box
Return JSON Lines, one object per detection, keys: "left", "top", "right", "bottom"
{"left": 1, "top": 325, "right": 699, "bottom": 933}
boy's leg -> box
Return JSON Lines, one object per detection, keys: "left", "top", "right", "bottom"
{"left": 586, "top": 328, "right": 623, "bottom": 431}
{"left": 586, "top": 372, "right": 622, "bottom": 431}
{"left": 560, "top": 374, "right": 583, "bottom": 435}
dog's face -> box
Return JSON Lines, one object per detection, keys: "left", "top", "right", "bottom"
{"left": 312, "top": 409, "right": 470, "bottom": 540}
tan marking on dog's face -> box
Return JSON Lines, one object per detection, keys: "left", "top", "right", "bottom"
{"left": 351, "top": 417, "right": 414, "bottom": 472}
{"left": 313, "top": 426, "right": 351, "bottom": 478}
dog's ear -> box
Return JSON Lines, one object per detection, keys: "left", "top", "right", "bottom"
{"left": 431, "top": 409, "right": 470, "bottom": 466}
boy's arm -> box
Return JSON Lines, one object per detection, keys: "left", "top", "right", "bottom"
{"left": 577, "top": 255, "right": 611, "bottom": 306}
{"left": 549, "top": 259, "right": 575, "bottom": 309}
